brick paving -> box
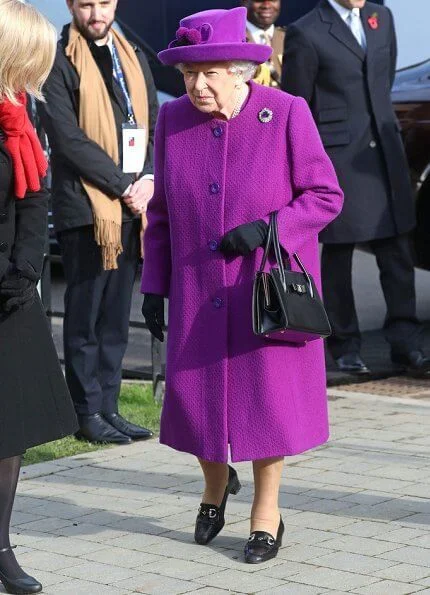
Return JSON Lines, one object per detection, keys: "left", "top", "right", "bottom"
{"left": 8, "top": 385, "right": 430, "bottom": 594}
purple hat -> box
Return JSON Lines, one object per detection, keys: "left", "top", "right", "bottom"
{"left": 158, "top": 7, "right": 272, "bottom": 66}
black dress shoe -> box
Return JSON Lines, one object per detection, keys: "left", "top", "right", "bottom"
{"left": 194, "top": 465, "right": 241, "bottom": 545}
{"left": 75, "top": 413, "right": 132, "bottom": 444}
{"left": 0, "top": 548, "right": 42, "bottom": 594}
{"left": 392, "top": 350, "right": 430, "bottom": 378}
{"left": 244, "top": 516, "right": 284, "bottom": 564}
{"left": 103, "top": 412, "right": 153, "bottom": 440}
{"left": 335, "top": 353, "right": 370, "bottom": 374}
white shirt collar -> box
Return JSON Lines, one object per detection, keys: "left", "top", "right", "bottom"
{"left": 95, "top": 32, "right": 114, "bottom": 54}
{"left": 246, "top": 20, "right": 275, "bottom": 44}
{"left": 326, "top": 0, "right": 359, "bottom": 22}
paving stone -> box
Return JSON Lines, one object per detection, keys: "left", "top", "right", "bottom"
{"left": 114, "top": 572, "right": 201, "bottom": 594}
{"left": 332, "top": 521, "right": 391, "bottom": 538}
{"left": 43, "top": 578, "right": 132, "bottom": 594}
{"left": 409, "top": 534, "right": 430, "bottom": 548}
{"left": 10, "top": 511, "right": 46, "bottom": 526}
{"left": 277, "top": 544, "right": 336, "bottom": 563}
{"left": 256, "top": 585, "right": 324, "bottom": 594}
{"left": 143, "top": 559, "right": 221, "bottom": 580}
{"left": 310, "top": 551, "right": 397, "bottom": 574}
{"left": 84, "top": 546, "right": 165, "bottom": 569}
{"left": 54, "top": 522, "right": 129, "bottom": 543}
{"left": 318, "top": 535, "right": 404, "bottom": 556}
{"left": 351, "top": 580, "right": 425, "bottom": 594}
{"left": 194, "top": 569, "right": 284, "bottom": 593}
{"left": 32, "top": 536, "right": 106, "bottom": 557}
{"left": 371, "top": 563, "right": 430, "bottom": 582}
{"left": 17, "top": 551, "right": 81, "bottom": 572}
{"left": 375, "top": 528, "right": 429, "bottom": 545}
{"left": 59, "top": 561, "right": 140, "bottom": 583}
{"left": 186, "top": 589, "right": 236, "bottom": 595}
{"left": 259, "top": 561, "right": 317, "bottom": 580}
{"left": 379, "top": 546, "right": 430, "bottom": 567}
{"left": 286, "top": 566, "right": 380, "bottom": 590}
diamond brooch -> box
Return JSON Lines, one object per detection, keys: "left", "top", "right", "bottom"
{"left": 258, "top": 108, "right": 273, "bottom": 123}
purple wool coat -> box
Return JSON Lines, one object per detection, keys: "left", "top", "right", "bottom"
{"left": 141, "top": 81, "right": 344, "bottom": 463}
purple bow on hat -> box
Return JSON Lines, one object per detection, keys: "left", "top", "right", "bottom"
{"left": 169, "top": 23, "right": 213, "bottom": 48}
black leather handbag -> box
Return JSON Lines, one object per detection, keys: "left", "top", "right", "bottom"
{"left": 252, "top": 211, "right": 331, "bottom": 344}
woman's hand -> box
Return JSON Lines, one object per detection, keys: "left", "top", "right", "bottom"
{"left": 0, "top": 267, "right": 36, "bottom": 312}
{"left": 141, "top": 293, "right": 165, "bottom": 342}
{"left": 219, "top": 220, "right": 268, "bottom": 256}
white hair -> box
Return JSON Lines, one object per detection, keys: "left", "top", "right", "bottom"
{"left": 176, "top": 61, "right": 258, "bottom": 82}
{"left": 228, "top": 61, "right": 258, "bottom": 82}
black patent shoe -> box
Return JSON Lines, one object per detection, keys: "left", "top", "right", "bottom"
{"left": 335, "top": 353, "right": 370, "bottom": 374}
{"left": 392, "top": 350, "right": 430, "bottom": 378}
{"left": 244, "top": 516, "right": 284, "bottom": 564}
{"left": 194, "top": 465, "right": 241, "bottom": 545}
{"left": 0, "top": 548, "right": 42, "bottom": 594}
{"left": 103, "top": 412, "right": 154, "bottom": 440}
{"left": 75, "top": 413, "right": 132, "bottom": 444}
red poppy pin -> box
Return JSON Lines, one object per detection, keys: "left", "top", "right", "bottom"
{"left": 367, "top": 12, "right": 379, "bottom": 30}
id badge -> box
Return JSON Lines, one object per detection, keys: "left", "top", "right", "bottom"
{"left": 122, "top": 123, "right": 147, "bottom": 174}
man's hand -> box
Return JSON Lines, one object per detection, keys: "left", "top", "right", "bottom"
{"left": 123, "top": 178, "right": 154, "bottom": 216}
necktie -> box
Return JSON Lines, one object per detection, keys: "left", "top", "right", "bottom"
{"left": 348, "top": 8, "right": 366, "bottom": 50}
{"left": 259, "top": 32, "right": 271, "bottom": 46}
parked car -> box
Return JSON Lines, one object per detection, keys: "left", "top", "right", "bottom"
{"left": 392, "top": 60, "right": 430, "bottom": 269}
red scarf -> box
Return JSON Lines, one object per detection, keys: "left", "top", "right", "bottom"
{"left": 0, "top": 93, "right": 47, "bottom": 199}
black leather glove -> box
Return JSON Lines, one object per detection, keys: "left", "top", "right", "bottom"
{"left": 219, "top": 220, "right": 268, "bottom": 256}
{"left": 0, "top": 268, "right": 36, "bottom": 313}
{"left": 141, "top": 293, "right": 165, "bottom": 342}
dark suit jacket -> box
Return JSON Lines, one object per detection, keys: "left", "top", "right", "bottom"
{"left": 281, "top": 0, "right": 415, "bottom": 244}
{"left": 37, "top": 25, "right": 159, "bottom": 234}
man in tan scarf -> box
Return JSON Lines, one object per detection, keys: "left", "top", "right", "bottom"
{"left": 38, "top": 0, "right": 158, "bottom": 443}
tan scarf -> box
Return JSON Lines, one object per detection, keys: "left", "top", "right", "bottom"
{"left": 66, "top": 23, "right": 149, "bottom": 270}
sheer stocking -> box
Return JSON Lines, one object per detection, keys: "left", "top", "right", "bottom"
{"left": 0, "top": 455, "right": 28, "bottom": 580}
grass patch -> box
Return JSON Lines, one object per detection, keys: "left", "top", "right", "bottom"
{"left": 23, "top": 383, "right": 161, "bottom": 466}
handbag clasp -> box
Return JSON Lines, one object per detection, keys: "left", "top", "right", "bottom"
{"left": 291, "top": 283, "right": 307, "bottom": 294}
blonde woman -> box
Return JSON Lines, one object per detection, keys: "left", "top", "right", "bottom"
{"left": 0, "top": 1, "right": 78, "bottom": 593}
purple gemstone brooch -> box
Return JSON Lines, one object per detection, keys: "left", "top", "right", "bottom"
{"left": 258, "top": 108, "right": 273, "bottom": 123}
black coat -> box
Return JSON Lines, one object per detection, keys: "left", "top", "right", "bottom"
{"left": 0, "top": 140, "right": 77, "bottom": 459}
{"left": 37, "top": 26, "right": 159, "bottom": 233}
{"left": 281, "top": 0, "right": 415, "bottom": 244}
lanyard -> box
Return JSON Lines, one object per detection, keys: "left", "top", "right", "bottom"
{"left": 111, "top": 43, "right": 135, "bottom": 124}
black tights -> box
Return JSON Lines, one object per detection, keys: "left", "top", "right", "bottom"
{"left": 0, "top": 456, "right": 27, "bottom": 579}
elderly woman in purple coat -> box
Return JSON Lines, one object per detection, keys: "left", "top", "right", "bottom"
{"left": 141, "top": 7, "right": 343, "bottom": 563}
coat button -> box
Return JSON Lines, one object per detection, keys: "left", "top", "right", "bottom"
{"left": 212, "top": 126, "right": 223, "bottom": 138}
{"left": 213, "top": 297, "right": 223, "bottom": 309}
{"left": 0, "top": 212, "right": 7, "bottom": 223}
{"left": 208, "top": 240, "right": 218, "bottom": 251}
{"left": 369, "top": 140, "right": 377, "bottom": 149}
{"left": 0, "top": 242, "right": 8, "bottom": 252}
{"left": 209, "top": 182, "right": 220, "bottom": 195}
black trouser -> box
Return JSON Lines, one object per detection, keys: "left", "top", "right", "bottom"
{"left": 322, "top": 234, "right": 422, "bottom": 360}
{"left": 58, "top": 221, "right": 140, "bottom": 416}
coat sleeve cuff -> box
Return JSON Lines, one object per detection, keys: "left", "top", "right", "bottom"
{"left": 108, "top": 171, "right": 135, "bottom": 198}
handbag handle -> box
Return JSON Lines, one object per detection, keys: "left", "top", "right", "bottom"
{"left": 259, "top": 212, "right": 314, "bottom": 298}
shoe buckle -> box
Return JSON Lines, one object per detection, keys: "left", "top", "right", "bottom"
{"left": 208, "top": 508, "right": 217, "bottom": 519}
{"left": 248, "top": 534, "right": 255, "bottom": 542}
{"left": 267, "top": 536, "right": 275, "bottom": 546}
